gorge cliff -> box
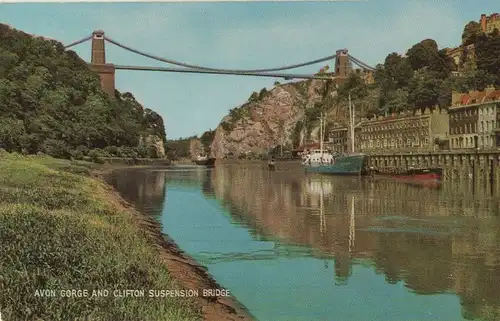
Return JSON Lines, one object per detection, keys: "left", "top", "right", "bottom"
{"left": 210, "top": 79, "right": 342, "bottom": 158}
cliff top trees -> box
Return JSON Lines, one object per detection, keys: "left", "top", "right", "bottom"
{"left": 475, "top": 29, "right": 500, "bottom": 87}
{"left": 462, "top": 21, "right": 482, "bottom": 45}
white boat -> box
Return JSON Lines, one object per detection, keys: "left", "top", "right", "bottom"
{"left": 302, "top": 95, "right": 368, "bottom": 176}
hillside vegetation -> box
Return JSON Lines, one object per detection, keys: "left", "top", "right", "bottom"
{"left": 0, "top": 23, "right": 166, "bottom": 159}
{"left": 0, "top": 151, "right": 200, "bottom": 320}
{"left": 372, "top": 26, "right": 500, "bottom": 116}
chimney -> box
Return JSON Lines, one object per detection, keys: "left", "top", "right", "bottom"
{"left": 480, "top": 14, "right": 487, "bottom": 32}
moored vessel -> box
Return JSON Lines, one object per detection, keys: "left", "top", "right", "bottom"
{"left": 192, "top": 155, "right": 216, "bottom": 167}
{"left": 371, "top": 167, "right": 443, "bottom": 182}
{"left": 302, "top": 94, "right": 369, "bottom": 176}
{"left": 304, "top": 152, "right": 369, "bottom": 175}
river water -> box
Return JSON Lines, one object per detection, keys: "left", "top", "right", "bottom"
{"left": 106, "top": 163, "right": 500, "bottom": 321}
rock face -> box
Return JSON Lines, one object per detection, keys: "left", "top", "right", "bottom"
{"left": 189, "top": 138, "right": 204, "bottom": 159}
{"left": 140, "top": 135, "right": 166, "bottom": 158}
{"left": 210, "top": 80, "right": 336, "bottom": 158}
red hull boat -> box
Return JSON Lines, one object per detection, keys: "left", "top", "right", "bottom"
{"left": 372, "top": 167, "right": 443, "bottom": 182}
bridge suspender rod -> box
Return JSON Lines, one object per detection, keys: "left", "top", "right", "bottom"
{"left": 104, "top": 36, "right": 337, "bottom": 73}
{"left": 63, "top": 35, "right": 93, "bottom": 49}
{"left": 113, "top": 64, "right": 335, "bottom": 80}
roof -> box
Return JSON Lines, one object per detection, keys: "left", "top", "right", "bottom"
{"left": 450, "top": 89, "right": 500, "bottom": 109}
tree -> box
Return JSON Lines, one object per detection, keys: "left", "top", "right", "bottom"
{"left": 199, "top": 129, "right": 215, "bottom": 152}
{"left": 337, "top": 73, "right": 368, "bottom": 101}
{"left": 407, "top": 70, "right": 445, "bottom": 110}
{"left": 0, "top": 23, "right": 167, "bottom": 159}
{"left": 383, "top": 53, "right": 413, "bottom": 89}
{"left": 462, "top": 21, "right": 482, "bottom": 45}
{"left": 384, "top": 89, "right": 409, "bottom": 114}
{"left": 475, "top": 31, "right": 500, "bottom": 87}
{"left": 406, "top": 39, "right": 439, "bottom": 71}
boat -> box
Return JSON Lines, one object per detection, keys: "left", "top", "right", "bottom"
{"left": 302, "top": 95, "right": 369, "bottom": 176}
{"left": 192, "top": 155, "right": 216, "bottom": 167}
{"left": 303, "top": 152, "right": 369, "bottom": 175}
{"left": 370, "top": 167, "right": 443, "bottom": 182}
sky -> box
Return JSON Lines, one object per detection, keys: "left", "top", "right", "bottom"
{"left": 0, "top": 1, "right": 499, "bottom": 139}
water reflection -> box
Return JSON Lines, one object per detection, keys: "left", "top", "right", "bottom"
{"left": 105, "top": 168, "right": 167, "bottom": 217}
{"left": 108, "top": 164, "right": 500, "bottom": 321}
{"left": 206, "top": 165, "right": 500, "bottom": 321}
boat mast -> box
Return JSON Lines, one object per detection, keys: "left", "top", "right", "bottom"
{"left": 349, "top": 94, "right": 355, "bottom": 153}
{"left": 348, "top": 194, "right": 355, "bottom": 253}
{"left": 320, "top": 181, "right": 325, "bottom": 237}
{"left": 319, "top": 112, "right": 324, "bottom": 154}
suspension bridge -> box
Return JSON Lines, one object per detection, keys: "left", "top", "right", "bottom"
{"left": 65, "top": 30, "right": 376, "bottom": 98}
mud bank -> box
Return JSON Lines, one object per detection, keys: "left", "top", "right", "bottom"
{"left": 94, "top": 167, "right": 255, "bottom": 321}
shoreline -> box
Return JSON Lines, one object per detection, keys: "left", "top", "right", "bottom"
{"left": 93, "top": 165, "right": 255, "bottom": 321}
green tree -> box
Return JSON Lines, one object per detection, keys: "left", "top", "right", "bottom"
{"left": 384, "top": 89, "right": 409, "bottom": 114}
{"left": 383, "top": 53, "right": 413, "bottom": 89}
{"left": 0, "top": 23, "right": 167, "bottom": 159}
{"left": 407, "top": 71, "right": 445, "bottom": 110}
{"left": 406, "top": 39, "right": 453, "bottom": 78}
{"left": 462, "top": 21, "right": 482, "bottom": 45}
{"left": 475, "top": 31, "right": 500, "bottom": 87}
{"left": 337, "top": 73, "right": 368, "bottom": 101}
{"left": 199, "top": 129, "right": 215, "bottom": 152}
{"left": 407, "top": 39, "right": 439, "bottom": 70}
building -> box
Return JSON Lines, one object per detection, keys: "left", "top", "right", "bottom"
{"left": 354, "top": 108, "right": 450, "bottom": 153}
{"left": 328, "top": 127, "right": 349, "bottom": 153}
{"left": 449, "top": 88, "right": 500, "bottom": 150}
{"left": 480, "top": 13, "right": 500, "bottom": 34}
{"left": 444, "top": 44, "right": 475, "bottom": 72}
{"left": 445, "top": 47, "right": 462, "bottom": 67}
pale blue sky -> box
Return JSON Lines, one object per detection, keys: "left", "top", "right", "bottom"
{"left": 0, "top": 1, "right": 498, "bottom": 139}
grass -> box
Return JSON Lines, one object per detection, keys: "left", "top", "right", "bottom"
{"left": 0, "top": 150, "right": 201, "bottom": 321}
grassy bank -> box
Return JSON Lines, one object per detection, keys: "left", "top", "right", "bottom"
{"left": 0, "top": 151, "right": 201, "bottom": 321}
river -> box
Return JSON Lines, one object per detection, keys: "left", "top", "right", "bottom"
{"left": 106, "top": 162, "right": 500, "bottom": 321}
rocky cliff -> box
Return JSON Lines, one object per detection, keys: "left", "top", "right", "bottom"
{"left": 210, "top": 79, "right": 340, "bottom": 158}
{"left": 189, "top": 138, "right": 204, "bottom": 158}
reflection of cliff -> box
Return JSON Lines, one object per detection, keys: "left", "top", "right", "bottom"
{"left": 105, "top": 169, "right": 167, "bottom": 217}
{"left": 208, "top": 166, "right": 500, "bottom": 321}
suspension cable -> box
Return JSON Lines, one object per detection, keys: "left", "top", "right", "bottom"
{"left": 113, "top": 64, "right": 335, "bottom": 80}
{"left": 63, "top": 33, "right": 377, "bottom": 74}
{"left": 64, "top": 35, "right": 92, "bottom": 49}
{"left": 348, "top": 55, "right": 376, "bottom": 71}
{"left": 350, "top": 58, "right": 374, "bottom": 71}
{"left": 104, "top": 36, "right": 337, "bottom": 73}
{"left": 348, "top": 54, "right": 372, "bottom": 68}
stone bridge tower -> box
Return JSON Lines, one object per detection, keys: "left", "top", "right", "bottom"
{"left": 89, "top": 30, "right": 116, "bottom": 98}
{"left": 334, "top": 49, "right": 351, "bottom": 85}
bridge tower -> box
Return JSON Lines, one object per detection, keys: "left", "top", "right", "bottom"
{"left": 89, "top": 30, "right": 116, "bottom": 98}
{"left": 334, "top": 49, "right": 351, "bottom": 84}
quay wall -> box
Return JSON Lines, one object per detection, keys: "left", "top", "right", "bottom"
{"left": 367, "top": 150, "right": 500, "bottom": 183}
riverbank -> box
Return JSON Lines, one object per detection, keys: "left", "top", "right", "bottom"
{"left": 0, "top": 151, "right": 254, "bottom": 321}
